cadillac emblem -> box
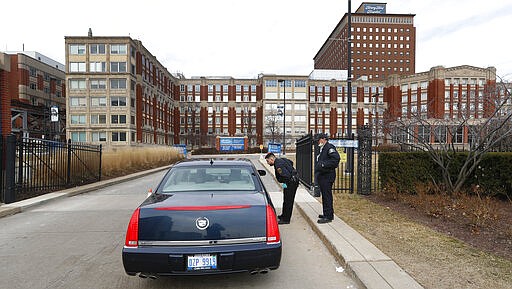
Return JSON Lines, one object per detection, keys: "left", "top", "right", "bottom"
{"left": 195, "top": 217, "right": 210, "bottom": 230}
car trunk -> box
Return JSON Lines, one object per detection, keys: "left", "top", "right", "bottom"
{"left": 138, "top": 191, "right": 267, "bottom": 242}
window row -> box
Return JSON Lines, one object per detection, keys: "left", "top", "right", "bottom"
{"left": 69, "top": 61, "right": 129, "bottom": 73}
{"left": 69, "top": 44, "right": 128, "bottom": 55}
{"left": 264, "top": 80, "right": 307, "bottom": 87}
{"left": 70, "top": 131, "right": 127, "bottom": 142}
{"left": 69, "top": 78, "right": 127, "bottom": 90}
{"left": 70, "top": 96, "right": 127, "bottom": 107}
{"left": 70, "top": 114, "right": 129, "bottom": 125}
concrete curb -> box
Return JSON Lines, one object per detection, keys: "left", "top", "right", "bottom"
{"left": 0, "top": 165, "right": 172, "bottom": 218}
{"left": 258, "top": 158, "right": 424, "bottom": 289}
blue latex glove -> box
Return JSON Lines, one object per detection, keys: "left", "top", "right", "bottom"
{"left": 282, "top": 183, "right": 288, "bottom": 189}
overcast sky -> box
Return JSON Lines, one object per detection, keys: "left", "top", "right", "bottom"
{"left": 2, "top": 0, "right": 512, "bottom": 80}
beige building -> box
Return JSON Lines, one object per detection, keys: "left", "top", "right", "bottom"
{"left": 65, "top": 33, "right": 175, "bottom": 146}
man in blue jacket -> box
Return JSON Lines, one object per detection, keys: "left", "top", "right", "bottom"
{"left": 315, "top": 133, "right": 340, "bottom": 223}
{"left": 265, "top": 152, "right": 299, "bottom": 225}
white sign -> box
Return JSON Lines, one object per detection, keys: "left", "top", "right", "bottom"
{"left": 50, "top": 106, "right": 59, "bottom": 122}
{"left": 330, "top": 139, "right": 358, "bottom": 148}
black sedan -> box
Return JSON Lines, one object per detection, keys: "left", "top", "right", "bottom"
{"left": 122, "top": 158, "right": 282, "bottom": 278}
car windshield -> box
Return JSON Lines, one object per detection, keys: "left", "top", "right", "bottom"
{"left": 160, "top": 166, "right": 257, "bottom": 193}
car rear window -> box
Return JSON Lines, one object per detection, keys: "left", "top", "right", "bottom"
{"left": 160, "top": 166, "right": 257, "bottom": 192}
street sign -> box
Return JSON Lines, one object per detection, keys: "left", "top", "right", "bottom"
{"left": 268, "top": 143, "right": 282, "bottom": 154}
{"left": 330, "top": 139, "right": 358, "bottom": 148}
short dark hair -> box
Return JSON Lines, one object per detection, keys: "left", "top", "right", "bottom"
{"left": 314, "top": 133, "right": 329, "bottom": 141}
{"left": 265, "top": 152, "right": 275, "bottom": 159}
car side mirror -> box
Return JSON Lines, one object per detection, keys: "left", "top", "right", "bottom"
{"left": 258, "top": 170, "right": 266, "bottom": 176}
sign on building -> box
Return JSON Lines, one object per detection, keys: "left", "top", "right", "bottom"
{"left": 50, "top": 106, "right": 59, "bottom": 122}
{"left": 219, "top": 137, "right": 245, "bottom": 151}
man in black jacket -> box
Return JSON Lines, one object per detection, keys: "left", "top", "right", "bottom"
{"left": 265, "top": 152, "right": 299, "bottom": 225}
{"left": 315, "top": 133, "right": 340, "bottom": 224}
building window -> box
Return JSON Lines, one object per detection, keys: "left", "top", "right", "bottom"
{"left": 90, "top": 44, "right": 106, "bottom": 54}
{"left": 110, "top": 44, "right": 127, "bottom": 54}
{"left": 111, "top": 115, "right": 127, "bottom": 124}
{"left": 90, "top": 114, "right": 107, "bottom": 124}
{"left": 112, "top": 132, "right": 127, "bottom": 141}
{"left": 90, "top": 79, "right": 106, "bottom": 89}
{"left": 111, "top": 96, "right": 127, "bottom": 106}
{"left": 69, "top": 79, "right": 86, "bottom": 90}
{"left": 91, "top": 132, "right": 107, "bottom": 142}
{"left": 110, "top": 78, "right": 127, "bottom": 89}
{"left": 71, "top": 132, "right": 86, "bottom": 142}
{"left": 265, "top": 80, "right": 277, "bottom": 87}
{"left": 69, "top": 62, "right": 86, "bottom": 72}
{"left": 69, "top": 44, "right": 86, "bottom": 55}
{"left": 91, "top": 97, "right": 107, "bottom": 107}
{"left": 110, "top": 62, "right": 127, "bottom": 73}
{"left": 70, "top": 115, "right": 86, "bottom": 125}
{"left": 90, "top": 62, "right": 106, "bottom": 72}
{"left": 70, "top": 97, "right": 86, "bottom": 107}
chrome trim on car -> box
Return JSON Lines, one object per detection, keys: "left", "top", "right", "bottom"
{"left": 138, "top": 237, "right": 267, "bottom": 246}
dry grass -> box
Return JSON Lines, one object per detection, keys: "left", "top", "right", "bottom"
{"left": 102, "top": 146, "right": 184, "bottom": 178}
{"left": 333, "top": 193, "right": 512, "bottom": 289}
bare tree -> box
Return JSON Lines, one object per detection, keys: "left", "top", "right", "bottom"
{"left": 264, "top": 108, "right": 283, "bottom": 144}
{"left": 384, "top": 76, "right": 512, "bottom": 194}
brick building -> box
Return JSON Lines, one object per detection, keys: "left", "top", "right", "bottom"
{"left": 0, "top": 51, "right": 66, "bottom": 139}
{"left": 313, "top": 2, "right": 416, "bottom": 81}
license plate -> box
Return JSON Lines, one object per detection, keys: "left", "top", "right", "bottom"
{"left": 187, "top": 254, "right": 217, "bottom": 270}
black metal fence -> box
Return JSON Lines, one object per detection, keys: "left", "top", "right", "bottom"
{"left": 295, "top": 127, "right": 377, "bottom": 196}
{"left": 1, "top": 135, "right": 102, "bottom": 204}
{"left": 295, "top": 133, "right": 314, "bottom": 188}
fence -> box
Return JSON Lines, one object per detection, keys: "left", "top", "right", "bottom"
{"left": 295, "top": 127, "right": 377, "bottom": 196}
{"left": 0, "top": 135, "right": 102, "bottom": 203}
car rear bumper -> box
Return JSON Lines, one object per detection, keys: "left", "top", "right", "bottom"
{"left": 122, "top": 242, "right": 282, "bottom": 276}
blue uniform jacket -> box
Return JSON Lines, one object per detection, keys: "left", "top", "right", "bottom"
{"left": 315, "top": 142, "right": 341, "bottom": 182}
{"left": 274, "top": 158, "right": 297, "bottom": 185}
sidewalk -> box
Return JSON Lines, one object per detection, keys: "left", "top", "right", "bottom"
{"left": 259, "top": 157, "right": 424, "bottom": 289}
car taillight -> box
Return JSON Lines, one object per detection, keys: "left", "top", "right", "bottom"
{"left": 266, "top": 205, "right": 280, "bottom": 244}
{"left": 124, "top": 208, "right": 140, "bottom": 247}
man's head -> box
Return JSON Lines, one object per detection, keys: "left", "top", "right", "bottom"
{"left": 315, "top": 133, "right": 329, "bottom": 146}
{"left": 265, "top": 152, "right": 276, "bottom": 166}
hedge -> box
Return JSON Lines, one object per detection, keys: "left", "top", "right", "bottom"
{"left": 379, "top": 151, "right": 512, "bottom": 199}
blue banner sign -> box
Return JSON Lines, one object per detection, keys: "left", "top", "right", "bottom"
{"left": 268, "top": 143, "right": 282, "bottom": 154}
{"left": 219, "top": 137, "right": 245, "bottom": 151}
{"left": 329, "top": 139, "right": 358, "bottom": 148}
{"left": 173, "top": 144, "right": 188, "bottom": 156}
{"left": 364, "top": 3, "right": 386, "bottom": 14}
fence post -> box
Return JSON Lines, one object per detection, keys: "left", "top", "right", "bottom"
{"left": 67, "top": 139, "right": 71, "bottom": 185}
{"left": 98, "top": 144, "right": 102, "bottom": 181}
{"left": 4, "top": 134, "right": 16, "bottom": 203}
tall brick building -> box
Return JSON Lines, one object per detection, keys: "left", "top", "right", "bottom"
{"left": 313, "top": 2, "right": 415, "bottom": 81}
{"left": 0, "top": 51, "right": 66, "bottom": 139}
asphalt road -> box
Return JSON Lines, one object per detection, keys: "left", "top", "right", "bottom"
{"left": 0, "top": 156, "right": 358, "bottom": 289}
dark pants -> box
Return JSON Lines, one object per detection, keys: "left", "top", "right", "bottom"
{"left": 318, "top": 177, "right": 334, "bottom": 219}
{"left": 281, "top": 180, "right": 298, "bottom": 221}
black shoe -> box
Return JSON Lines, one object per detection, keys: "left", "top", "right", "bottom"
{"left": 278, "top": 220, "right": 290, "bottom": 225}
{"left": 318, "top": 214, "right": 324, "bottom": 218}
{"left": 317, "top": 217, "right": 333, "bottom": 224}
{"left": 277, "top": 215, "right": 283, "bottom": 220}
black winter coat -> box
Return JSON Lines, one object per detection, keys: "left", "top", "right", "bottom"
{"left": 315, "top": 142, "right": 340, "bottom": 182}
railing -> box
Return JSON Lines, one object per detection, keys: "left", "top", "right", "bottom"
{"left": 1, "top": 135, "right": 102, "bottom": 203}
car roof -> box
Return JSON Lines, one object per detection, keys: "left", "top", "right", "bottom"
{"left": 173, "top": 158, "right": 254, "bottom": 168}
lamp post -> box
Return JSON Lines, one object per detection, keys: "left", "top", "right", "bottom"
{"left": 347, "top": 0, "right": 354, "bottom": 193}
{"left": 278, "top": 79, "right": 286, "bottom": 155}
